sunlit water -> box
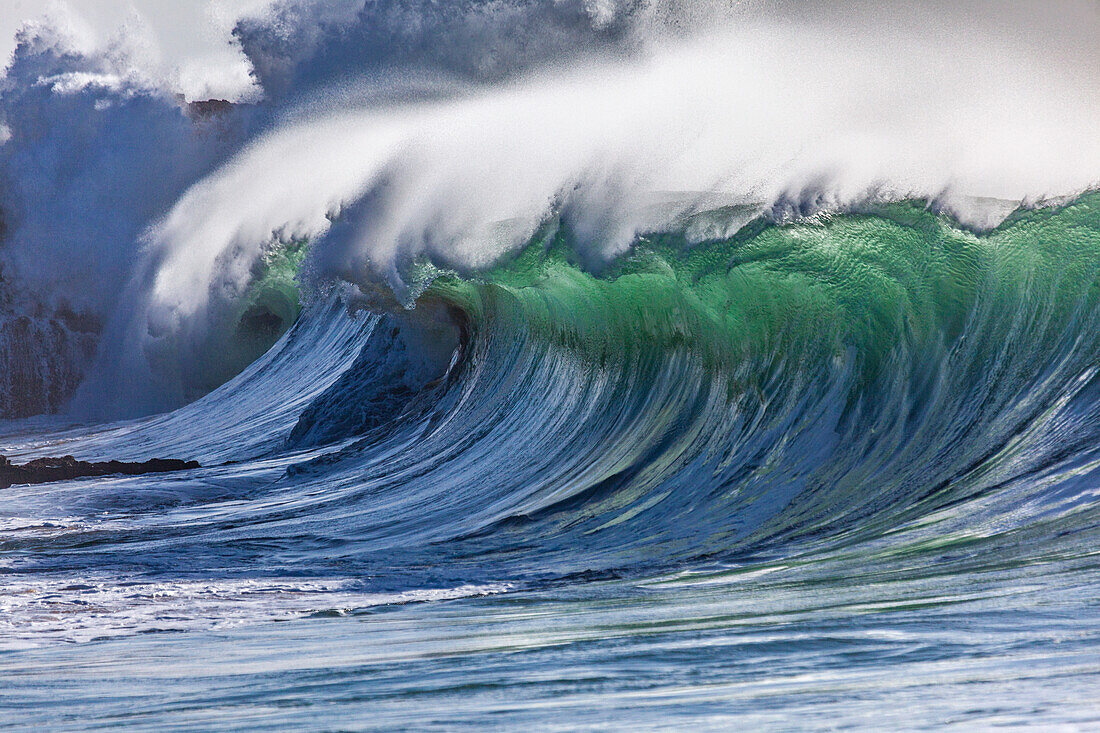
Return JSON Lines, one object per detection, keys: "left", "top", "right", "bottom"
{"left": 4, "top": 198, "right": 1100, "bottom": 728}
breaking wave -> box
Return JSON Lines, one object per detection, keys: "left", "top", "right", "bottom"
{"left": 1, "top": 3, "right": 1100, "bottom": 726}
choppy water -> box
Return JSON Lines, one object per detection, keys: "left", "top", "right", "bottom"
{"left": 2, "top": 196, "right": 1100, "bottom": 728}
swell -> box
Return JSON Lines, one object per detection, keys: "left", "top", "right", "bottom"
{"left": 5, "top": 195, "right": 1100, "bottom": 587}
{"left": 370, "top": 193, "right": 1100, "bottom": 566}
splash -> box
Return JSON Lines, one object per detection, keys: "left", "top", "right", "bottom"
{"left": 2, "top": 0, "right": 1099, "bottom": 418}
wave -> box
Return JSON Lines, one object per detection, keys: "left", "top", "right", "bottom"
{"left": 7, "top": 194, "right": 1096, "bottom": 592}
{"left": 2, "top": 4, "right": 1099, "bottom": 723}
{"left": 284, "top": 194, "right": 1100, "bottom": 567}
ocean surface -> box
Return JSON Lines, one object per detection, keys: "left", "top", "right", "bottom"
{"left": 3, "top": 1, "right": 1100, "bottom": 728}
{"left": 3, "top": 195, "right": 1100, "bottom": 729}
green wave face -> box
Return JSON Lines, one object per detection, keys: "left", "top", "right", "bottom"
{"left": 189, "top": 240, "right": 307, "bottom": 400}
{"left": 392, "top": 194, "right": 1100, "bottom": 545}
{"left": 236, "top": 241, "right": 306, "bottom": 340}
{"left": 426, "top": 193, "right": 1100, "bottom": 379}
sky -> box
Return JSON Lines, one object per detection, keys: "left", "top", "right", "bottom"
{"left": 0, "top": 0, "right": 276, "bottom": 99}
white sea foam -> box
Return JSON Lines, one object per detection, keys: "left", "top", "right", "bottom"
{"left": 0, "top": 572, "right": 513, "bottom": 647}
{"left": 2, "top": 1, "right": 1098, "bottom": 418}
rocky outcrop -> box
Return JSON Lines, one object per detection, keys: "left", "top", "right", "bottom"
{"left": 0, "top": 311, "right": 99, "bottom": 419}
{"left": 0, "top": 204, "right": 100, "bottom": 419}
{"left": 184, "top": 98, "right": 234, "bottom": 120}
{"left": 0, "top": 455, "right": 201, "bottom": 489}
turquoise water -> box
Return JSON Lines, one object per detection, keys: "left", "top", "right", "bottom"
{"left": 2, "top": 196, "right": 1100, "bottom": 728}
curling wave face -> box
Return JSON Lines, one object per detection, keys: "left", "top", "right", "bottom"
{"left": 3, "top": 195, "right": 1100, "bottom": 726}
{"left": 4, "top": 195, "right": 1100, "bottom": 588}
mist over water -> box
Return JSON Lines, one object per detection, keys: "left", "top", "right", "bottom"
{"left": 0, "top": 0, "right": 1097, "bottom": 415}
{"left": 1, "top": 2, "right": 1100, "bottom": 729}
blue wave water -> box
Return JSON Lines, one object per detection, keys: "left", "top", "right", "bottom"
{"left": 3, "top": 1, "right": 1100, "bottom": 728}
{"left": 3, "top": 195, "right": 1100, "bottom": 728}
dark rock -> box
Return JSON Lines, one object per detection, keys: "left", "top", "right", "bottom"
{"left": 0, "top": 454, "right": 200, "bottom": 489}
{"left": 0, "top": 313, "right": 99, "bottom": 419}
{"left": 187, "top": 99, "right": 233, "bottom": 120}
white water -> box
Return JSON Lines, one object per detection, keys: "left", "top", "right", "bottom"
{"left": 2, "top": 0, "right": 1099, "bottom": 419}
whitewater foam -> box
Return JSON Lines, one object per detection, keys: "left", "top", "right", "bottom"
{"left": 0, "top": 573, "right": 513, "bottom": 648}
{"left": 1, "top": 1, "right": 1098, "bottom": 417}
